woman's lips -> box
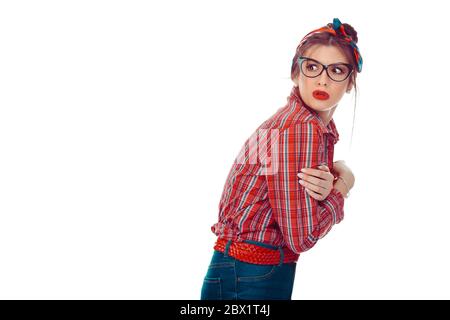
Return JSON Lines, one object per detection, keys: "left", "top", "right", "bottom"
{"left": 312, "top": 90, "right": 330, "bottom": 100}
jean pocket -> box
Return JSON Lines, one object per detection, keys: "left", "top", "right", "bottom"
{"left": 236, "top": 260, "right": 277, "bottom": 282}
{"left": 201, "top": 277, "right": 222, "bottom": 300}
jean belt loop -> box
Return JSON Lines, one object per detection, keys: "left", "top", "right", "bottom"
{"left": 224, "top": 240, "right": 232, "bottom": 257}
{"left": 278, "top": 247, "right": 285, "bottom": 267}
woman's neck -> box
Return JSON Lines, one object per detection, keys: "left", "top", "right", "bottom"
{"left": 316, "top": 107, "right": 336, "bottom": 127}
{"left": 294, "top": 86, "right": 336, "bottom": 127}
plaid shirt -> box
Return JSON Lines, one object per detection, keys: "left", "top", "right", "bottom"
{"left": 211, "top": 85, "right": 345, "bottom": 257}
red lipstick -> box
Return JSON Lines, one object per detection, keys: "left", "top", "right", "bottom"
{"left": 312, "top": 90, "right": 330, "bottom": 100}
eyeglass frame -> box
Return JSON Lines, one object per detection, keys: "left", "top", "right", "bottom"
{"left": 297, "top": 56, "right": 354, "bottom": 82}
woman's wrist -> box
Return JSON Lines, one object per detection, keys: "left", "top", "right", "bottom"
{"left": 339, "top": 171, "right": 354, "bottom": 188}
{"left": 333, "top": 178, "right": 350, "bottom": 198}
{"left": 333, "top": 172, "right": 354, "bottom": 198}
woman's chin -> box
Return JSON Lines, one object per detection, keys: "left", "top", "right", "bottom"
{"left": 306, "top": 100, "right": 331, "bottom": 111}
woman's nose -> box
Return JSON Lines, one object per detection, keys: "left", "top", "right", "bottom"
{"left": 318, "top": 69, "right": 330, "bottom": 86}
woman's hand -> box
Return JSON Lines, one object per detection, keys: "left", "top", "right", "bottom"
{"left": 332, "top": 160, "right": 351, "bottom": 176}
{"left": 332, "top": 160, "right": 355, "bottom": 190}
{"left": 297, "top": 164, "right": 335, "bottom": 201}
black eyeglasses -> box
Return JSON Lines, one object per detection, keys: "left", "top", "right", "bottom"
{"left": 298, "top": 56, "right": 354, "bottom": 82}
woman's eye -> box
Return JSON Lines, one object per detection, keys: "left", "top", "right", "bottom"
{"left": 332, "top": 67, "right": 343, "bottom": 74}
{"left": 306, "top": 64, "right": 318, "bottom": 71}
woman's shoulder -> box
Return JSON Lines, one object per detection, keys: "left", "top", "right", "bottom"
{"left": 280, "top": 112, "right": 323, "bottom": 134}
{"left": 258, "top": 101, "right": 318, "bottom": 133}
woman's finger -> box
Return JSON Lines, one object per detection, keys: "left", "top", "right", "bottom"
{"left": 305, "top": 187, "right": 324, "bottom": 200}
{"left": 298, "top": 174, "right": 326, "bottom": 189}
{"left": 299, "top": 178, "right": 325, "bottom": 193}
{"left": 300, "top": 167, "right": 329, "bottom": 179}
{"left": 299, "top": 170, "right": 334, "bottom": 183}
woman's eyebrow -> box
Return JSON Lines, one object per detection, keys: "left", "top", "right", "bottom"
{"left": 308, "top": 57, "right": 349, "bottom": 65}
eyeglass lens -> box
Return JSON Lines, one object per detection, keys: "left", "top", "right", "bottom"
{"left": 300, "top": 59, "right": 351, "bottom": 82}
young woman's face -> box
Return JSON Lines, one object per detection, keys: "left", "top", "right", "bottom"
{"left": 294, "top": 44, "right": 354, "bottom": 113}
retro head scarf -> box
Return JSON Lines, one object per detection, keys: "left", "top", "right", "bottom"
{"left": 297, "top": 18, "right": 363, "bottom": 73}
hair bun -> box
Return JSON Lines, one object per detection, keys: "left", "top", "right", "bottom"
{"left": 342, "top": 23, "right": 358, "bottom": 43}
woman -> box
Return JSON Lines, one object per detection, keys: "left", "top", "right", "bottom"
{"left": 201, "top": 18, "right": 362, "bottom": 300}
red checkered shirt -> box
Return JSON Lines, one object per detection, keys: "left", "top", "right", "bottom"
{"left": 211, "top": 85, "right": 345, "bottom": 257}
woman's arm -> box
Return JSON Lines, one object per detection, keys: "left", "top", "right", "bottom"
{"left": 266, "top": 122, "right": 345, "bottom": 254}
{"left": 333, "top": 161, "right": 355, "bottom": 197}
{"left": 334, "top": 177, "right": 350, "bottom": 198}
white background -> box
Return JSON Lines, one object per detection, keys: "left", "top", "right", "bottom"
{"left": 1, "top": 0, "right": 449, "bottom": 299}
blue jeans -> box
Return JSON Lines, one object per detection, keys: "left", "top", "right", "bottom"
{"left": 200, "top": 239, "right": 297, "bottom": 300}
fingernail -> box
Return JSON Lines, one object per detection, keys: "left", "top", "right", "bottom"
{"left": 301, "top": 168, "right": 306, "bottom": 172}
{"left": 299, "top": 180, "right": 304, "bottom": 185}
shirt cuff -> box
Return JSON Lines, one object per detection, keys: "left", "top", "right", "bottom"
{"left": 324, "top": 188, "right": 345, "bottom": 224}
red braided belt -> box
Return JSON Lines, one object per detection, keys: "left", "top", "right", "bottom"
{"left": 214, "top": 238, "right": 299, "bottom": 265}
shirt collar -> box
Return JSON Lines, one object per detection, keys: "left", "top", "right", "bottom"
{"left": 289, "top": 85, "right": 340, "bottom": 143}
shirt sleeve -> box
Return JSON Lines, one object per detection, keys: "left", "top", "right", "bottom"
{"left": 265, "top": 122, "right": 345, "bottom": 254}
